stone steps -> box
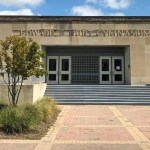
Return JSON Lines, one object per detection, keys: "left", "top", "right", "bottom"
{"left": 44, "top": 85, "right": 150, "bottom": 105}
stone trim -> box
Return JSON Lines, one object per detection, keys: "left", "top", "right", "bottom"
{"left": 0, "top": 16, "right": 150, "bottom": 23}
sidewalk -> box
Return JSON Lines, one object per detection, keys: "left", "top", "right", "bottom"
{"left": 0, "top": 140, "right": 39, "bottom": 150}
{"left": 0, "top": 105, "right": 150, "bottom": 150}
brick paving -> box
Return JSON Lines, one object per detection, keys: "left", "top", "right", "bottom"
{"left": 63, "top": 116, "right": 121, "bottom": 126}
{"left": 117, "top": 106, "right": 150, "bottom": 141}
{"left": 0, "top": 143, "right": 37, "bottom": 150}
{"left": 1, "top": 105, "right": 150, "bottom": 150}
{"left": 0, "top": 141, "right": 38, "bottom": 150}
{"left": 138, "top": 127, "right": 150, "bottom": 140}
{"left": 51, "top": 144, "right": 142, "bottom": 150}
{"left": 56, "top": 127, "right": 134, "bottom": 141}
{"left": 117, "top": 106, "right": 150, "bottom": 126}
{"left": 34, "top": 105, "right": 150, "bottom": 150}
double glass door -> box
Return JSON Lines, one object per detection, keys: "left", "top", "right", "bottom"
{"left": 47, "top": 56, "right": 71, "bottom": 84}
{"left": 47, "top": 55, "right": 124, "bottom": 85}
{"left": 100, "top": 56, "right": 124, "bottom": 85}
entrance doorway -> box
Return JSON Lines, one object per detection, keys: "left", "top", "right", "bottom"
{"left": 47, "top": 56, "right": 71, "bottom": 84}
{"left": 100, "top": 56, "right": 124, "bottom": 85}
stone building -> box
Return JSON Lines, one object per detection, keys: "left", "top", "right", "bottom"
{"left": 0, "top": 16, "right": 150, "bottom": 104}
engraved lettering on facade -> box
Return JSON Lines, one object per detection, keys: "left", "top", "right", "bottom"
{"left": 12, "top": 29, "right": 150, "bottom": 37}
{"left": 12, "top": 30, "right": 21, "bottom": 36}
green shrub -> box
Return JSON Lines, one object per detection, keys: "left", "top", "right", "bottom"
{"left": 0, "top": 97, "right": 59, "bottom": 134}
{"left": 0, "top": 103, "right": 7, "bottom": 110}
{"left": 0, "top": 106, "right": 38, "bottom": 133}
{"left": 0, "top": 106, "right": 25, "bottom": 133}
{"left": 24, "top": 105, "right": 40, "bottom": 124}
{"left": 35, "top": 97, "right": 59, "bottom": 123}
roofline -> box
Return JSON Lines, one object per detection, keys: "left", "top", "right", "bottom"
{"left": 0, "top": 16, "right": 150, "bottom": 23}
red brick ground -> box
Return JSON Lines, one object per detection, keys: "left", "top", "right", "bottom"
{"left": 138, "top": 127, "right": 150, "bottom": 140}
{"left": 51, "top": 144, "right": 142, "bottom": 150}
{"left": 48, "top": 105, "right": 150, "bottom": 150}
{"left": 0, "top": 143, "right": 37, "bottom": 150}
{"left": 117, "top": 106, "right": 150, "bottom": 126}
{"left": 67, "top": 106, "right": 113, "bottom": 117}
{"left": 63, "top": 116, "right": 121, "bottom": 126}
{"left": 56, "top": 127, "right": 134, "bottom": 141}
{"left": 1, "top": 105, "right": 150, "bottom": 150}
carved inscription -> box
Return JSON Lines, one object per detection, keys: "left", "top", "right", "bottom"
{"left": 12, "top": 29, "right": 150, "bottom": 37}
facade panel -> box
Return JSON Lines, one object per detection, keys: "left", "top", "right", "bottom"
{"left": 0, "top": 16, "right": 150, "bottom": 85}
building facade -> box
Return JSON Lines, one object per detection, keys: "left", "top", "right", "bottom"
{"left": 0, "top": 16, "right": 150, "bottom": 85}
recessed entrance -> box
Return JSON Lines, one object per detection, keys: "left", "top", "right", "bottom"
{"left": 47, "top": 56, "right": 71, "bottom": 84}
{"left": 100, "top": 56, "right": 124, "bottom": 85}
{"left": 46, "top": 46, "right": 126, "bottom": 85}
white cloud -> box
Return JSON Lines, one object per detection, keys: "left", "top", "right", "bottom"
{"left": 104, "top": 0, "right": 131, "bottom": 9}
{"left": 110, "top": 12, "right": 125, "bottom": 16}
{"left": 0, "top": 0, "right": 44, "bottom": 7}
{"left": 0, "top": 9, "right": 34, "bottom": 15}
{"left": 86, "top": 0, "right": 132, "bottom": 9}
{"left": 86, "top": 0, "right": 98, "bottom": 4}
{"left": 71, "top": 4, "right": 126, "bottom": 16}
{"left": 71, "top": 5, "right": 104, "bottom": 16}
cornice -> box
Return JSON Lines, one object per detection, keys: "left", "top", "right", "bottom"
{"left": 0, "top": 16, "right": 150, "bottom": 23}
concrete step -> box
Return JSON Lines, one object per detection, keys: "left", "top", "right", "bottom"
{"left": 47, "top": 97, "right": 150, "bottom": 100}
{"left": 46, "top": 86, "right": 150, "bottom": 89}
{"left": 54, "top": 99, "right": 150, "bottom": 104}
{"left": 45, "top": 92, "right": 150, "bottom": 95}
{"left": 46, "top": 87, "right": 150, "bottom": 89}
{"left": 46, "top": 85, "right": 150, "bottom": 87}
{"left": 46, "top": 88, "right": 150, "bottom": 92}
{"left": 44, "top": 85, "right": 150, "bottom": 104}
{"left": 56, "top": 102, "right": 150, "bottom": 105}
{"left": 48, "top": 97, "right": 150, "bottom": 100}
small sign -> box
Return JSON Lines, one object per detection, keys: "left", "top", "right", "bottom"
{"left": 116, "top": 66, "right": 120, "bottom": 70}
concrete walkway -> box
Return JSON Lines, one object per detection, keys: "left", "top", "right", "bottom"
{"left": 0, "top": 140, "right": 39, "bottom": 150}
{"left": 0, "top": 105, "right": 150, "bottom": 150}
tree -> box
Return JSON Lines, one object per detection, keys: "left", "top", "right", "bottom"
{"left": 0, "top": 36, "right": 47, "bottom": 106}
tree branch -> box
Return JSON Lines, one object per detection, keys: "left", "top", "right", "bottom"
{"left": 16, "top": 76, "right": 23, "bottom": 105}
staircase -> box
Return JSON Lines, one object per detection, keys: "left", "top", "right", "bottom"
{"left": 44, "top": 85, "right": 150, "bottom": 105}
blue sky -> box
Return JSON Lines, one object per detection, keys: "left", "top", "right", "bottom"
{"left": 0, "top": 0, "right": 149, "bottom": 16}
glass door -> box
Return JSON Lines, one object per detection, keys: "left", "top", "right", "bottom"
{"left": 112, "top": 56, "right": 124, "bottom": 85}
{"left": 100, "top": 56, "right": 124, "bottom": 85}
{"left": 100, "top": 56, "right": 111, "bottom": 84}
{"left": 47, "top": 56, "right": 58, "bottom": 84}
{"left": 59, "top": 56, "right": 71, "bottom": 84}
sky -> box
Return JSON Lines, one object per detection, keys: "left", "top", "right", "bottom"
{"left": 0, "top": 0, "right": 149, "bottom": 16}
